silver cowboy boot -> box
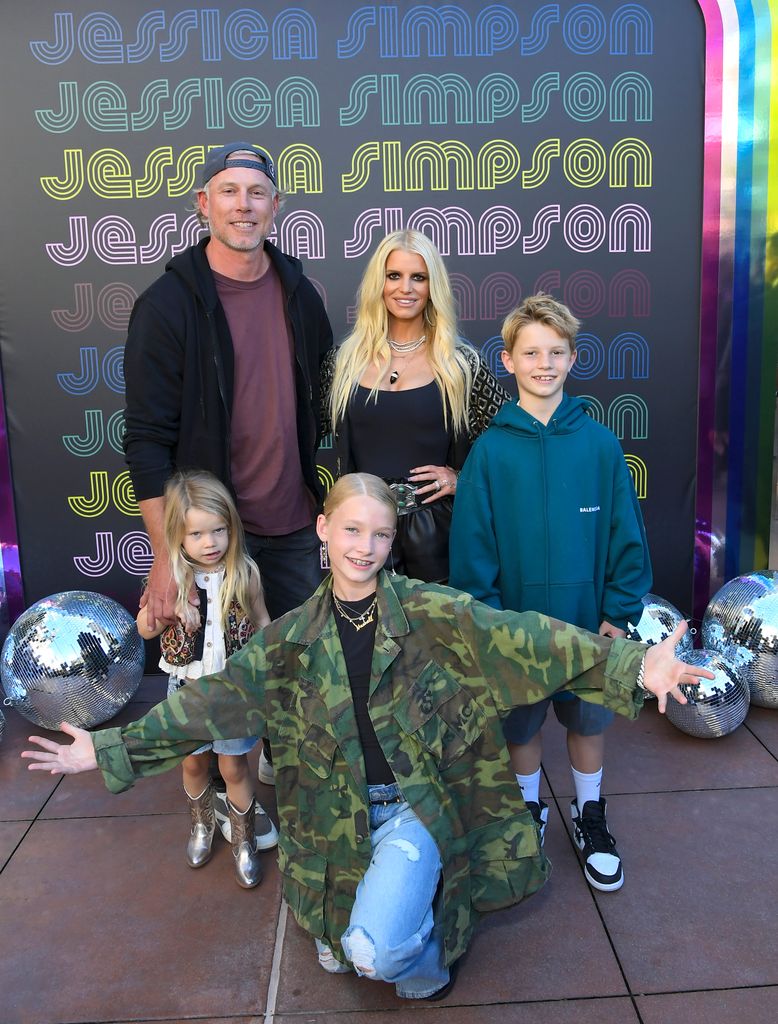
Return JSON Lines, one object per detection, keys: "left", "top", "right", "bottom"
{"left": 215, "top": 789, "right": 279, "bottom": 850}
{"left": 185, "top": 781, "right": 216, "bottom": 868}
{"left": 228, "top": 797, "right": 264, "bottom": 888}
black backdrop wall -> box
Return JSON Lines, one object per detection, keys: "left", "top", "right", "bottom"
{"left": 0, "top": 1, "right": 704, "bottom": 618}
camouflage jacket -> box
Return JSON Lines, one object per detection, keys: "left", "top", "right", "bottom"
{"left": 93, "top": 572, "right": 646, "bottom": 965}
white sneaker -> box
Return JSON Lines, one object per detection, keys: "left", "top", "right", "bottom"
{"left": 317, "top": 943, "right": 351, "bottom": 974}
{"left": 258, "top": 748, "right": 275, "bottom": 786}
{"left": 525, "top": 799, "right": 549, "bottom": 846}
{"left": 253, "top": 804, "right": 279, "bottom": 850}
{"left": 214, "top": 787, "right": 231, "bottom": 842}
{"left": 570, "top": 797, "right": 623, "bottom": 892}
{"left": 214, "top": 789, "right": 278, "bottom": 849}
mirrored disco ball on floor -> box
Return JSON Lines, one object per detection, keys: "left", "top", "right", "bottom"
{"left": 702, "top": 571, "right": 778, "bottom": 708}
{"left": 666, "top": 648, "right": 751, "bottom": 739}
{"left": 1, "top": 591, "right": 143, "bottom": 729}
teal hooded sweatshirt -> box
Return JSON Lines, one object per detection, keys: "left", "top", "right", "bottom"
{"left": 449, "top": 394, "right": 651, "bottom": 633}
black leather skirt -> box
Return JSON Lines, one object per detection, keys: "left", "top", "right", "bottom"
{"left": 386, "top": 480, "right": 453, "bottom": 584}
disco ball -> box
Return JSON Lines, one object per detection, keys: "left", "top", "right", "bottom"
{"left": 702, "top": 571, "right": 778, "bottom": 708}
{"left": 1, "top": 591, "right": 143, "bottom": 729}
{"left": 666, "top": 648, "right": 751, "bottom": 739}
{"left": 627, "top": 594, "right": 693, "bottom": 655}
{"left": 627, "top": 595, "right": 693, "bottom": 700}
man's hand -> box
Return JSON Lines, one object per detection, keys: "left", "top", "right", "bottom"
{"left": 139, "top": 551, "right": 178, "bottom": 632}
{"left": 21, "top": 722, "right": 98, "bottom": 775}
{"left": 643, "top": 623, "right": 715, "bottom": 713}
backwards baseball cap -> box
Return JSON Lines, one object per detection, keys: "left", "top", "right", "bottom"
{"left": 200, "top": 142, "right": 277, "bottom": 188}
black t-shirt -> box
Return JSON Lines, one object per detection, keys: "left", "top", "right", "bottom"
{"left": 332, "top": 593, "right": 394, "bottom": 785}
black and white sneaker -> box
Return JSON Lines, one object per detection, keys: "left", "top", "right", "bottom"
{"left": 570, "top": 797, "right": 623, "bottom": 891}
{"left": 526, "top": 800, "right": 549, "bottom": 846}
{"left": 214, "top": 788, "right": 279, "bottom": 850}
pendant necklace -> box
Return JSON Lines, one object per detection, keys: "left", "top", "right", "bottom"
{"left": 388, "top": 334, "right": 426, "bottom": 384}
{"left": 333, "top": 593, "right": 377, "bottom": 631}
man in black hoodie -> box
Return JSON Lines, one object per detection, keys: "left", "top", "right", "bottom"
{"left": 124, "top": 142, "right": 333, "bottom": 640}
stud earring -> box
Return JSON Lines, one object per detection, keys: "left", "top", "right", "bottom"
{"left": 319, "top": 542, "right": 330, "bottom": 570}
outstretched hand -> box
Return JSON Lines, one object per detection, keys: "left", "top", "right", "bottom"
{"left": 643, "top": 622, "right": 715, "bottom": 713}
{"left": 21, "top": 722, "right": 98, "bottom": 775}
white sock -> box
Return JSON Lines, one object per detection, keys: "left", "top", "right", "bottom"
{"left": 571, "top": 766, "right": 603, "bottom": 808}
{"left": 515, "top": 769, "right": 541, "bottom": 804}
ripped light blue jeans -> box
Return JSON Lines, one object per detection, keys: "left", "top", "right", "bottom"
{"left": 315, "top": 782, "right": 449, "bottom": 999}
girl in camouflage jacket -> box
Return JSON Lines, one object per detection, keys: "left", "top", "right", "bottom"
{"left": 23, "top": 474, "right": 711, "bottom": 1000}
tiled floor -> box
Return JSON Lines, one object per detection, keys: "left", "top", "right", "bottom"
{"left": 2, "top": 676, "right": 777, "bottom": 1024}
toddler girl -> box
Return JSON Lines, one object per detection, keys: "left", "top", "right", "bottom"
{"left": 137, "top": 470, "right": 276, "bottom": 887}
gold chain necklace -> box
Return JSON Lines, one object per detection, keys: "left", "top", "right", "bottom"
{"left": 333, "top": 594, "right": 377, "bottom": 630}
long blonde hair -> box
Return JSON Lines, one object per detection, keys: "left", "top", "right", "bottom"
{"left": 322, "top": 472, "right": 398, "bottom": 522}
{"left": 328, "top": 230, "right": 472, "bottom": 432}
{"left": 163, "top": 471, "right": 261, "bottom": 627}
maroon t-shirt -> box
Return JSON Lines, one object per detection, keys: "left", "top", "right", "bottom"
{"left": 213, "top": 267, "right": 313, "bottom": 535}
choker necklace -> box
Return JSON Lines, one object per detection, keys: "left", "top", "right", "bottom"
{"left": 195, "top": 561, "right": 225, "bottom": 574}
{"left": 388, "top": 334, "right": 426, "bottom": 353}
{"left": 333, "top": 593, "right": 377, "bottom": 631}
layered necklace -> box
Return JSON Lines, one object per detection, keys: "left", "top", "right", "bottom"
{"left": 333, "top": 593, "right": 377, "bottom": 631}
{"left": 388, "top": 333, "right": 426, "bottom": 353}
{"left": 388, "top": 334, "right": 426, "bottom": 385}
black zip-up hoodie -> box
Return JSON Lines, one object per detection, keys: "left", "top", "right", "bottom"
{"left": 123, "top": 237, "right": 333, "bottom": 510}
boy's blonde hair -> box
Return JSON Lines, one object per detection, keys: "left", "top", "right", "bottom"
{"left": 501, "top": 293, "right": 581, "bottom": 353}
{"left": 322, "top": 473, "right": 398, "bottom": 522}
{"left": 328, "top": 230, "right": 473, "bottom": 432}
{"left": 163, "top": 470, "right": 261, "bottom": 626}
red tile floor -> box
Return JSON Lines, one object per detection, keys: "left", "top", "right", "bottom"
{"left": 2, "top": 672, "right": 778, "bottom": 1024}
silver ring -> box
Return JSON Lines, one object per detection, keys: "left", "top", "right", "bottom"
{"left": 434, "top": 480, "right": 441, "bottom": 491}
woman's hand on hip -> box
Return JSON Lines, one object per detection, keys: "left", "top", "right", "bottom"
{"left": 409, "top": 465, "right": 458, "bottom": 504}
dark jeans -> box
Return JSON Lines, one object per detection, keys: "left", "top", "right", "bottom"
{"left": 244, "top": 522, "right": 323, "bottom": 621}
{"left": 245, "top": 522, "right": 323, "bottom": 765}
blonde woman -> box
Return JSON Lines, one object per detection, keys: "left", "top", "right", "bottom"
{"left": 24, "top": 473, "right": 712, "bottom": 1000}
{"left": 322, "top": 230, "right": 510, "bottom": 582}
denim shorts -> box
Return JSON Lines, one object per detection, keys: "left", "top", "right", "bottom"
{"left": 502, "top": 695, "right": 614, "bottom": 744}
{"left": 166, "top": 676, "right": 258, "bottom": 756}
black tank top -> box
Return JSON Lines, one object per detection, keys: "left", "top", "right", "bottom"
{"left": 348, "top": 382, "right": 451, "bottom": 478}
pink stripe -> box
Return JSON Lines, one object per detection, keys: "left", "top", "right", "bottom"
{"left": 693, "top": 0, "right": 725, "bottom": 621}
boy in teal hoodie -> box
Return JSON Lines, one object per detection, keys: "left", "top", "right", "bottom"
{"left": 449, "top": 294, "right": 651, "bottom": 892}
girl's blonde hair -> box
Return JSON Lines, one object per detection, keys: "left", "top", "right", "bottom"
{"left": 163, "top": 470, "right": 261, "bottom": 626}
{"left": 323, "top": 473, "right": 398, "bottom": 522}
{"left": 328, "top": 230, "right": 472, "bottom": 432}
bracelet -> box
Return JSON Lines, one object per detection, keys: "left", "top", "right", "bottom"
{"left": 635, "top": 653, "right": 648, "bottom": 691}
